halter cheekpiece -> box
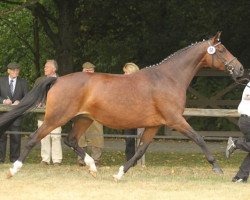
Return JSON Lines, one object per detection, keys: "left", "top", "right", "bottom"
{"left": 207, "top": 41, "right": 237, "bottom": 74}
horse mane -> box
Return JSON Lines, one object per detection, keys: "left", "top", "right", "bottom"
{"left": 145, "top": 39, "right": 206, "bottom": 68}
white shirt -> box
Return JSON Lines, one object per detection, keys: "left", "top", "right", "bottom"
{"left": 9, "top": 76, "right": 17, "bottom": 93}
{"left": 238, "top": 82, "right": 250, "bottom": 115}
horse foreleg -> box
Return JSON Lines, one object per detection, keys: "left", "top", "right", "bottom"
{"left": 185, "top": 129, "right": 223, "bottom": 173}
{"left": 175, "top": 118, "right": 223, "bottom": 174}
{"left": 63, "top": 117, "right": 97, "bottom": 177}
{"left": 113, "top": 126, "right": 159, "bottom": 181}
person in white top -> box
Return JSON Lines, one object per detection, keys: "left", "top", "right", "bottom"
{"left": 226, "top": 82, "right": 250, "bottom": 183}
{"left": 34, "top": 60, "right": 62, "bottom": 166}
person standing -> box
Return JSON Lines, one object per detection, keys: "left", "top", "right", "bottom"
{"left": 123, "top": 63, "right": 140, "bottom": 162}
{"left": 77, "top": 62, "right": 104, "bottom": 166}
{"left": 0, "top": 62, "right": 28, "bottom": 163}
{"left": 35, "top": 60, "right": 62, "bottom": 166}
{"left": 226, "top": 81, "right": 250, "bottom": 183}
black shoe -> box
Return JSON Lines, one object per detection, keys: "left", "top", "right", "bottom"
{"left": 225, "top": 137, "right": 236, "bottom": 158}
{"left": 232, "top": 176, "right": 247, "bottom": 183}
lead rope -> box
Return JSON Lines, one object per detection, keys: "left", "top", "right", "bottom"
{"left": 234, "top": 77, "right": 250, "bottom": 88}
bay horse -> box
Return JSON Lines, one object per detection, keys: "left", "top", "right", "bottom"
{"left": 0, "top": 32, "right": 244, "bottom": 180}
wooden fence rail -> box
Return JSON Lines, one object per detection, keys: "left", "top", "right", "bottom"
{"left": 0, "top": 104, "right": 242, "bottom": 165}
{"left": 0, "top": 104, "right": 241, "bottom": 141}
{"left": 184, "top": 108, "right": 239, "bottom": 117}
{"left": 0, "top": 105, "right": 240, "bottom": 117}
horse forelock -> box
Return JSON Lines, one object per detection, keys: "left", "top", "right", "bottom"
{"left": 145, "top": 39, "right": 207, "bottom": 69}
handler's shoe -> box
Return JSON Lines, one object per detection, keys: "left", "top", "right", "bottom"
{"left": 232, "top": 176, "right": 247, "bottom": 183}
{"left": 225, "top": 137, "right": 236, "bottom": 158}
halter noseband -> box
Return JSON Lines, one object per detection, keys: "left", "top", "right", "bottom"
{"left": 207, "top": 41, "right": 237, "bottom": 74}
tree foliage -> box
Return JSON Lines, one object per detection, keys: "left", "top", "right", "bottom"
{"left": 1, "top": 0, "right": 250, "bottom": 75}
{"left": 1, "top": 0, "right": 250, "bottom": 131}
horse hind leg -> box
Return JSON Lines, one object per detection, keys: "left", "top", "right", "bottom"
{"left": 7, "top": 122, "right": 59, "bottom": 178}
{"left": 113, "top": 126, "right": 160, "bottom": 181}
{"left": 174, "top": 117, "right": 223, "bottom": 174}
{"left": 63, "top": 116, "right": 97, "bottom": 177}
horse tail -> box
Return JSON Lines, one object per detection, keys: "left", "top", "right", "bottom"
{"left": 0, "top": 77, "right": 57, "bottom": 134}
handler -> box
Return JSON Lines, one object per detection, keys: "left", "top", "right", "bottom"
{"left": 226, "top": 80, "right": 250, "bottom": 183}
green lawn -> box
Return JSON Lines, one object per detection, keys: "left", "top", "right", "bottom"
{"left": 0, "top": 148, "right": 248, "bottom": 200}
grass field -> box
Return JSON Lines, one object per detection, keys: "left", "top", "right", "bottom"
{"left": 0, "top": 147, "right": 249, "bottom": 200}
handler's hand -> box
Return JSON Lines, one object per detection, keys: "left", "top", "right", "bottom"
{"left": 3, "top": 99, "right": 12, "bottom": 105}
{"left": 12, "top": 100, "right": 20, "bottom": 105}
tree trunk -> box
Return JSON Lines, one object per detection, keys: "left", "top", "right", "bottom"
{"left": 55, "top": 0, "right": 77, "bottom": 75}
{"left": 31, "top": 0, "right": 78, "bottom": 75}
{"left": 32, "top": 11, "right": 41, "bottom": 78}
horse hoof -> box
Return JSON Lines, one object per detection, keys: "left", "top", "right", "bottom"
{"left": 113, "top": 174, "right": 120, "bottom": 182}
{"left": 213, "top": 167, "right": 223, "bottom": 174}
{"left": 89, "top": 170, "right": 97, "bottom": 178}
{"left": 6, "top": 170, "right": 13, "bottom": 179}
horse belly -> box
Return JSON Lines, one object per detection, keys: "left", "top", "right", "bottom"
{"left": 91, "top": 107, "right": 165, "bottom": 129}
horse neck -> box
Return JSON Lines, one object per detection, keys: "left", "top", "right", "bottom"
{"left": 157, "top": 42, "right": 207, "bottom": 90}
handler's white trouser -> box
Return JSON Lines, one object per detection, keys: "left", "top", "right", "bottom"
{"left": 38, "top": 120, "right": 62, "bottom": 164}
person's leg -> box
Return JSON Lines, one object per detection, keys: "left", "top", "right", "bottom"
{"left": 89, "top": 146, "right": 102, "bottom": 165}
{"left": 86, "top": 125, "right": 104, "bottom": 165}
{"left": 39, "top": 120, "right": 51, "bottom": 164}
{"left": 235, "top": 138, "right": 250, "bottom": 152}
{"left": 0, "top": 132, "right": 7, "bottom": 163}
{"left": 233, "top": 153, "right": 250, "bottom": 182}
{"left": 232, "top": 116, "right": 250, "bottom": 182}
{"left": 124, "top": 129, "right": 137, "bottom": 161}
{"left": 51, "top": 127, "right": 62, "bottom": 164}
{"left": 9, "top": 125, "right": 21, "bottom": 163}
{"left": 41, "top": 135, "right": 51, "bottom": 164}
{"left": 238, "top": 116, "right": 250, "bottom": 147}
{"left": 125, "top": 138, "right": 136, "bottom": 161}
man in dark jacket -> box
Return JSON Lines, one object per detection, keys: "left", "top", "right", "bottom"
{"left": 0, "top": 62, "right": 28, "bottom": 163}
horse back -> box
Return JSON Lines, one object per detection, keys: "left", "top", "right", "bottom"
{"left": 45, "top": 71, "right": 185, "bottom": 129}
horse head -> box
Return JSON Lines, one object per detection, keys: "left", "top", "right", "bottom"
{"left": 204, "top": 32, "right": 244, "bottom": 80}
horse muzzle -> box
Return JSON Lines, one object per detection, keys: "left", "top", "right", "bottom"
{"left": 231, "top": 65, "right": 244, "bottom": 80}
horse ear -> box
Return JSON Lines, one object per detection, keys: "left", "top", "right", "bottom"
{"left": 213, "top": 31, "right": 222, "bottom": 43}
